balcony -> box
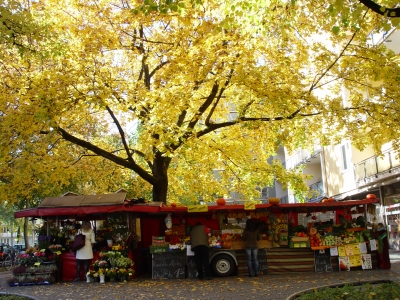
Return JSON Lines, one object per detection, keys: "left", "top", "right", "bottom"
{"left": 279, "top": 180, "right": 325, "bottom": 203}
{"left": 354, "top": 149, "right": 400, "bottom": 183}
{"left": 306, "top": 180, "right": 325, "bottom": 203}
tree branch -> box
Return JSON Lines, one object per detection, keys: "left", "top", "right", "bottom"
{"left": 105, "top": 105, "right": 134, "bottom": 164}
{"left": 55, "top": 127, "right": 156, "bottom": 184}
{"left": 359, "top": 0, "right": 400, "bottom": 17}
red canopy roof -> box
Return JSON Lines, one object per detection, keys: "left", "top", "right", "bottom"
{"left": 14, "top": 198, "right": 379, "bottom": 218}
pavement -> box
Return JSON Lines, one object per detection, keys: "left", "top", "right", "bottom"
{"left": 1, "top": 250, "right": 400, "bottom": 300}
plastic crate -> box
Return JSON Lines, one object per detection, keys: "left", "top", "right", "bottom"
{"left": 152, "top": 236, "right": 166, "bottom": 246}
{"left": 150, "top": 245, "right": 169, "bottom": 253}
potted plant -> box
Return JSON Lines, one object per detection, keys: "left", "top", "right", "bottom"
{"left": 117, "top": 268, "right": 128, "bottom": 282}
{"left": 6, "top": 277, "right": 20, "bottom": 287}
{"left": 43, "top": 274, "right": 55, "bottom": 284}
{"left": 12, "top": 265, "right": 27, "bottom": 276}
{"left": 106, "top": 269, "right": 117, "bottom": 282}
{"left": 35, "top": 275, "right": 47, "bottom": 285}
{"left": 21, "top": 275, "right": 36, "bottom": 286}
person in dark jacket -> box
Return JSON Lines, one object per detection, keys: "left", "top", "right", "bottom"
{"left": 242, "top": 219, "right": 261, "bottom": 277}
{"left": 190, "top": 222, "right": 212, "bottom": 280}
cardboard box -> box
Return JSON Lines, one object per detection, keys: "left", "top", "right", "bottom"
{"left": 289, "top": 240, "right": 310, "bottom": 248}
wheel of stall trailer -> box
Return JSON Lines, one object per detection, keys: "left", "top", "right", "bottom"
{"left": 211, "top": 254, "right": 235, "bottom": 277}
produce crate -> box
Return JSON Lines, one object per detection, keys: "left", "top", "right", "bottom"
{"left": 279, "top": 235, "right": 288, "bottom": 246}
{"left": 258, "top": 240, "right": 272, "bottom": 248}
{"left": 289, "top": 240, "right": 310, "bottom": 248}
{"left": 150, "top": 245, "right": 169, "bottom": 253}
{"left": 152, "top": 236, "right": 166, "bottom": 246}
{"left": 231, "top": 241, "right": 246, "bottom": 249}
{"left": 291, "top": 236, "right": 309, "bottom": 242}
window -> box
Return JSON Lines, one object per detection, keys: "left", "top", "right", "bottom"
{"left": 340, "top": 141, "right": 351, "bottom": 172}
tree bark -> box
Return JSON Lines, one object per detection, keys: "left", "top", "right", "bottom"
{"left": 23, "top": 217, "right": 29, "bottom": 247}
{"left": 151, "top": 154, "right": 170, "bottom": 204}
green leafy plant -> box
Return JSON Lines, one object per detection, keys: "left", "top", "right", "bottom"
{"left": 293, "top": 281, "right": 400, "bottom": 300}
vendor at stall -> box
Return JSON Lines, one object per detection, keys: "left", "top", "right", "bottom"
{"left": 190, "top": 222, "right": 212, "bottom": 280}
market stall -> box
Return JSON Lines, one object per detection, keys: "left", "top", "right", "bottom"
{"left": 13, "top": 192, "right": 387, "bottom": 282}
{"left": 143, "top": 197, "right": 385, "bottom": 277}
{"left": 11, "top": 191, "right": 141, "bottom": 285}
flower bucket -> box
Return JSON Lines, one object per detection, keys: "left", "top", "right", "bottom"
{"left": 99, "top": 274, "right": 105, "bottom": 284}
{"left": 86, "top": 276, "right": 94, "bottom": 283}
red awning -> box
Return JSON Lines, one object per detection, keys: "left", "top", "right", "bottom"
{"left": 14, "top": 198, "right": 379, "bottom": 218}
{"left": 14, "top": 205, "right": 126, "bottom": 218}
{"left": 276, "top": 198, "right": 379, "bottom": 210}
{"left": 15, "top": 202, "right": 164, "bottom": 218}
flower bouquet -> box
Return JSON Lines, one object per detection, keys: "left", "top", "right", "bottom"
{"left": 106, "top": 268, "right": 117, "bottom": 282}
{"left": 117, "top": 268, "right": 129, "bottom": 282}
{"left": 92, "top": 259, "right": 109, "bottom": 269}
{"left": 86, "top": 269, "right": 95, "bottom": 282}
{"left": 114, "top": 257, "right": 133, "bottom": 268}
{"left": 99, "top": 251, "right": 122, "bottom": 268}
{"left": 48, "top": 244, "right": 63, "bottom": 253}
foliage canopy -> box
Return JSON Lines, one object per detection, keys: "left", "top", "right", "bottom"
{"left": 0, "top": 0, "right": 400, "bottom": 205}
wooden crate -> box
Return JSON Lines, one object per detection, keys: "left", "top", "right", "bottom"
{"left": 259, "top": 240, "right": 272, "bottom": 249}
{"left": 231, "top": 241, "right": 245, "bottom": 249}
{"left": 231, "top": 240, "right": 272, "bottom": 249}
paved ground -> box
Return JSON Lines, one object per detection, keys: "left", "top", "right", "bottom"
{"left": 1, "top": 251, "right": 400, "bottom": 300}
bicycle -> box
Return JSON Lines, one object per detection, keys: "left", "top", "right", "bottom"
{"left": 1, "top": 246, "right": 19, "bottom": 271}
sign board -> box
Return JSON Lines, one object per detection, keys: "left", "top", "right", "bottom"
{"left": 314, "top": 249, "right": 333, "bottom": 272}
{"left": 152, "top": 252, "right": 186, "bottom": 279}
{"left": 257, "top": 249, "right": 268, "bottom": 274}
{"left": 186, "top": 256, "right": 198, "bottom": 279}
{"left": 187, "top": 205, "right": 208, "bottom": 213}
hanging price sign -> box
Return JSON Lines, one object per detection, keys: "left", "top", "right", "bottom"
{"left": 187, "top": 205, "right": 208, "bottom": 213}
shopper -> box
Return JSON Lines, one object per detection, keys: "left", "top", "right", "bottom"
{"left": 242, "top": 219, "right": 261, "bottom": 277}
{"left": 375, "top": 223, "right": 391, "bottom": 270}
{"left": 190, "top": 222, "right": 212, "bottom": 280}
{"left": 73, "top": 221, "right": 95, "bottom": 281}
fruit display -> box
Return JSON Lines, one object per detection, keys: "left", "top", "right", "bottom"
{"left": 169, "top": 235, "right": 182, "bottom": 245}
{"left": 171, "top": 224, "right": 186, "bottom": 235}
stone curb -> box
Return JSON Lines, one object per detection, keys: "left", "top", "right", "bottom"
{"left": 0, "top": 292, "right": 39, "bottom": 300}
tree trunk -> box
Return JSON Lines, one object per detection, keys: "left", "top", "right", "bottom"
{"left": 23, "top": 199, "right": 30, "bottom": 247}
{"left": 23, "top": 217, "right": 29, "bottom": 247}
{"left": 152, "top": 155, "right": 170, "bottom": 204}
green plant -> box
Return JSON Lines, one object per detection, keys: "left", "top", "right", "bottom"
{"left": 293, "top": 281, "right": 400, "bottom": 300}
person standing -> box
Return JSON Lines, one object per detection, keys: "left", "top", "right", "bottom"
{"left": 190, "top": 222, "right": 212, "bottom": 280}
{"left": 375, "top": 223, "right": 391, "bottom": 270}
{"left": 73, "top": 221, "right": 95, "bottom": 281}
{"left": 242, "top": 219, "right": 261, "bottom": 277}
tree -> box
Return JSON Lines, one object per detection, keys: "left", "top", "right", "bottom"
{"left": 0, "top": 0, "right": 400, "bottom": 205}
